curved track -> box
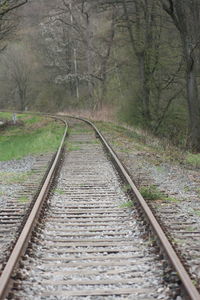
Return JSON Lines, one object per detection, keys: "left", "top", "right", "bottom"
{"left": 0, "top": 116, "right": 199, "bottom": 300}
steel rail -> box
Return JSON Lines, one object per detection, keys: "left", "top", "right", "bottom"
{"left": 74, "top": 117, "right": 200, "bottom": 300}
{"left": 0, "top": 117, "right": 68, "bottom": 300}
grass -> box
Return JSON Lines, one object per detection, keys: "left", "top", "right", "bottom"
{"left": 140, "top": 185, "right": 179, "bottom": 203}
{"left": 54, "top": 188, "right": 65, "bottom": 195}
{"left": 195, "top": 188, "right": 200, "bottom": 196}
{"left": 184, "top": 153, "right": 200, "bottom": 168}
{"left": 73, "top": 139, "right": 100, "bottom": 145}
{"left": 0, "top": 113, "right": 64, "bottom": 161}
{"left": 193, "top": 210, "right": 200, "bottom": 216}
{"left": 192, "top": 279, "right": 198, "bottom": 286}
{"left": 172, "top": 238, "right": 184, "bottom": 245}
{"left": 0, "top": 112, "right": 13, "bottom": 119}
{"left": 96, "top": 121, "right": 144, "bottom": 142}
{"left": 0, "top": 169, "right": 42, "bottom": 185}
{"left": 155, "top": 165, "right": 165, "bottom": 172}
{"left": 184, "top": 186, "right": 190, "bottom": 192}
{"left": 186, "top": 226, "right": 196, "bottom": 232}
{"left": 140, "top": 185, "right": 165, "bottom": 200}
{"left": 166, "top": 196, "right": 180, "bottom": 203}
{"left": 119, "top": 201, "right": 134, "bottom": 208}
{"left": 122, "top": 184, "right": 131, "bottom": 193}
{"left": 0, "top": 172, "right": 29, "bottom": 184}
{"left": 22, "top": 115, "right": 42, "bottom": 124}
{"left": 95, "top": 120, "right": 191, "bottom": 166}
{"left": 67, "top": 142, "right": 81, "bottom": 151}
{"left": 71, "top": 125, "right": 91, "bottom": 134}
{"left": 18, "top": 196, "right": 29, "bottom": 203}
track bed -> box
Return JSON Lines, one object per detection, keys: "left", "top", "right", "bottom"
{"left": 9, "top": 120, "right": 174, "bottom": 299}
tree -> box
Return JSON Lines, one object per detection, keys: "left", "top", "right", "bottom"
{"left": 161, "top": 0, "right": 200, "bottom": 151}
{"left": 37, "top": 0, "right": 116, "bottom": 110}
{"left": 3, "top": 45, "right": 31, "bottom": 110}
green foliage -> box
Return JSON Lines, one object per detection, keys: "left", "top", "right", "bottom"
{"left": 0, "top": 115, "right": 64, "bottom": 161}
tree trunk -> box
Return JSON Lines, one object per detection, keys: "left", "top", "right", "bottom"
{"left": 19, "top": 89, "right": 25, "bottom": 111}
{"left": 137, "top": 52, "right": 151, "bottom": 125}
{"left": 85, "top": 10, "right": 94, "bottom": 99}
{"left": 184, "top": 42, "right": 200, "bottom": 151}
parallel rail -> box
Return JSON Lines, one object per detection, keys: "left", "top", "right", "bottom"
{"left": 0, "top": 114, "right": 199, "bottom": 299}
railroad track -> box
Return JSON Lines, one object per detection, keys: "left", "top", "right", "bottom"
{"left": 0, "top": 117, "right": 200, "bottom": 300}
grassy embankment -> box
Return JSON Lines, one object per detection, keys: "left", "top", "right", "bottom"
{"left": 95, "top": 121, "right": 200, "bottom": 169}
{"left": 0, "top": 112, "right": 65, "bottom": 161}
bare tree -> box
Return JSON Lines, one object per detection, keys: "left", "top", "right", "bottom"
{"left": 38, "top": 0, "right": 116, "bottom": 110}
{"left": 4, "top": 45, "right": 31, "bottom": 110}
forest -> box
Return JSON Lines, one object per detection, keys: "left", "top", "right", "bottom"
{"left": 0, "top": 0, "right": 200, "bottom": 152}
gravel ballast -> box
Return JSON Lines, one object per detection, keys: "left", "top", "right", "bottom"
{"left": 97, "top": 123, "right": 200, "bottom": 290}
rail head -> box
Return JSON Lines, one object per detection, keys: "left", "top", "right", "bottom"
{"left": 0, "top": 116, "right": 68, "bottom": 300}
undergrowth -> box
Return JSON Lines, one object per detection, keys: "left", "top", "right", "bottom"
{"left": 185, "top": 153, "right": 200, "bottom": 168}
{"left": 119, "top": 201, "right": 134, "bottom": 208}
{"left": 95, "top": 120, "right": 200, "bottom": 169}
{"left": 140, "top": 185, "right": 165, "bottom": 200}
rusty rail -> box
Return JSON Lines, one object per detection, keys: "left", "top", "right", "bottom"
{"left": 0, "top": 116, "right": 68, "bottom": 299}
